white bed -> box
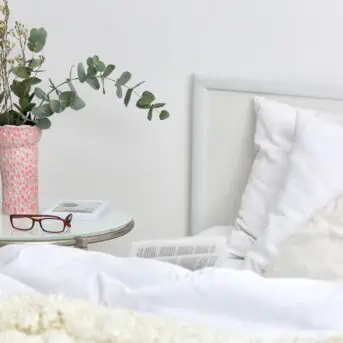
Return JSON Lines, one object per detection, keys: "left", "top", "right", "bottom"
{"left": 2, "top": 75, "right": 343, "bottom": 340}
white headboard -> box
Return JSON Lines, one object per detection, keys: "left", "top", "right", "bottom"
{"left": 190, "top": 74, "right": 343, "bottom": 235}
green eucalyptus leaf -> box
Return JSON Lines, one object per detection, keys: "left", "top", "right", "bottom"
{"left": 136, "top": 102, "right": 151, "bottom": 109}
{"left": 28, "top": 27, "right": 47, "bottom": 53}
{"left": 103, "top": 64, "right": 115, "bottom": 78}
{"left": 23, "top": 77, "right": 41, "bottom": 86}
{"left": 22, "top": 103, "right": 35, "bottom": 114}
{"left": 116, "top": 85, "right": 123, "bottom": 99}
{"left": 159, "top": 110, "right": 170, "bottom": 120}
{"left": 31, "top": 104, "right": 54, "bottom": 118}
{"left": 29, "top": 27, "right": 47, "bottom": 40}
{"left": 94, "top": 61, "right": 106, "bottom": 72}
{"left": 19, "top": 96, "right": 29, "bottom": 110}
{"left": 86, "top": 77, "right": 100, "bottom": 90}
{"left": 38, "top": 103, "right": 53, "bottom": 117}
{"left": 34, "top": 87, "right": 48, "bottom": 101}
{"left": 142, "top": 91, "right": 155, "bottom": 103}
{"left": 153, "top": 103, "right": 166, "bottom": 109}
{"left": 11, "top": 80, "right": 26, "bottom": 98}
{"left": 136, "top": 99, "right": 146, "bottom": 108}
{"left": 87, "top": 66, "right": 97, "bottom": 77}
{"left": 136, "top": 91, "right": 155, "bottom": 108}
{"left": 67, "top": 79, "right": 77, "bottom": 94}
{"left": 93, "top": 55, "right": 100, "bottom": 63}
{"left": 35, "top": 117, "right": 51, "bottom": 129}
{"left": 12, "top": 66, "right": 31, "bottom": 79}
{"left": 147, "top": 106, "right": 154, "bottom": 121}
{"left": 132, "top": 81, "right": 145, "bottom": 89}
{"left": 28, "top": 40, "right": 45, "bottom": 53}
{"left": 59, "top": 91, "right": 75, "bottom": 107}
{"left": 87, "top": 57, "right": 94, "bottom": 67}
{"left": 50, "top": 100, "right": 62, "bottom": 113}
{"left": 77, "top": 63, "right": 87, "bottom": 83}
{"left": 28, "top": 58, "right": 42, "bottom": 69}
{"left": 31, "top": 106, "right": 42, "bottom": 116}
{"left": 70, "top": 95, "right": 86, "bottom": 110}
{"left": 116, "top": 71, "right": 131, "bottom": 86}
{"left": 124, "top": 88, "right": 133, "bottom": 107}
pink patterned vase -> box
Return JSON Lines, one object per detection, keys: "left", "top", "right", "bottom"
{"left": 0, "top": 126, "right": 42, "bottom": 214}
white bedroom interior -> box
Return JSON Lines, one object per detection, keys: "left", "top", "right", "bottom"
{"left": 9, "top": 0, "right": 343, "bottom": 256}
{"left": 3, "top": 0, "right": 343, "bottom": 340}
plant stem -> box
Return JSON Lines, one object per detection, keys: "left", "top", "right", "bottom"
{"left": 39, "top": 74, "right": 163, "bottom": 116}
{"left": 39, "top": 77, "right": 79, "bottom": 106}
{"left": 106, "top": 77, "right": 162, "bottom": 115}
{"left": 47, "top": 77, "right": 79, "bottom": 96}
{"left": 0, "top": 0, "right": 13, "bottom": 124}
{"left": 49, "top": 78, "right": 61, "bottom": 96}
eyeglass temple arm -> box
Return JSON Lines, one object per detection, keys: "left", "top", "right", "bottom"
{"left": 65, "top": 214, "right": 73, "bottom": 227}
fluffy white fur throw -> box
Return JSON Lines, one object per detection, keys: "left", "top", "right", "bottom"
{"left": 0, "top": 293, "right": 233, "bottom": 342}
{"left": 265, "top": 195, "right": 343, "bottom": 280}
{"left": 0, "top": 293, "right": 341, "bottom": 343}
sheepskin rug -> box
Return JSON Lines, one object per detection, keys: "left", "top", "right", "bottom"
{"left": 0, "top": 293, "right": 341, "bottom": 343}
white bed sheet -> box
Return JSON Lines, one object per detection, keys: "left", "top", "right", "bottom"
{"left": 0, "top": 244, "right": 342, "bottom": 338}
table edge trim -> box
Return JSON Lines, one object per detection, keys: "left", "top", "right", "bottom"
{"left": 0, "top": 220, "right": 135, "bottom": 246}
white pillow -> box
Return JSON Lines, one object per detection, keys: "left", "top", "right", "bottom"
{"left": 265, "top": 194, "right": 343, "bottom": 280}
{"left": 230, "top": 96, "right": 298, "bottom": 257}
{"left": 244, "top": 112, "right": 343, "bottom": 274}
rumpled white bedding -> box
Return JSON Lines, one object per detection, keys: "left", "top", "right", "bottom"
{"left": 0, "top": 244, "right": 342, "bottom": 339}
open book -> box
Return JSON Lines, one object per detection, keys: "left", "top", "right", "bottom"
{"left": 129, "top": 236, "right": 228, "bottom": 271}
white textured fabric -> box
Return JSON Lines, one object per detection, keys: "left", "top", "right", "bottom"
{"left": 231, "top": 96, "right": 298, "bottom": 257}
{"left": 0, "top": 294, "right": 341, "bottom": 342}
{"left": 3, "top": 244, "right": 343, "bottom": 334}
{"left": 245, "top": 113, "right": 343, "bottom": 274}
{"left": 265, "top": 194, "right": 343, "bottom": 280}
{"left": 0, "top": 294, "right": 233, "bottom": 343}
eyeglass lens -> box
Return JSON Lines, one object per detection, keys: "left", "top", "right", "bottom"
{"left": 41, "top": 218, "right": 65, "bottom": 232}
{"left": 11, "top": 217, "right": 33, "bottom": 230}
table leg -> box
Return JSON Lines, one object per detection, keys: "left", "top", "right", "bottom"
{"left": 75, "top": 237, "right": 88, "bottom": 250}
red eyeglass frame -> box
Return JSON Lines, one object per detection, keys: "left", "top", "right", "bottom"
{"left": 9, "top": 214, "right": 73, "bottom": 233}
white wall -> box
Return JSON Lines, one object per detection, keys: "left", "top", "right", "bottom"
{"left": 10, "top": 0, "right": 343, "bottom": 255}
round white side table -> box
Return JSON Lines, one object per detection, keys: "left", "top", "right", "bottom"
{"left": 0, "top": 206, "right": 134, "bottom": 249}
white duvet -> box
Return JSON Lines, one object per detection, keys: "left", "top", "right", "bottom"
{"left": 0, "top": 244, "right": 343, "bottom": 340}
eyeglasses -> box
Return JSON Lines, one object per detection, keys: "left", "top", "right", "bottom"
{"left": 10, "top": 214, "right": 73, "bottom": 233}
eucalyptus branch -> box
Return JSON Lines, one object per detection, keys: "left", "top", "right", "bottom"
{"left": 48, "top": 78, "right": 61, "bottom": 96}
{"left": 0, "top": 0, "right": 170, "bottom": 129}
{"left": 107, "top": 77, "right": 141, "bottom": 98}
{"left": 38, "top": 77, "right": 79, "bottom": 106}
{"left": 106, "top": 77, "right": 164, "bottom": 116}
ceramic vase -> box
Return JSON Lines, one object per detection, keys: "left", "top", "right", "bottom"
{"left": 0, "top": 125, "right": 42, "bottom": 214}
